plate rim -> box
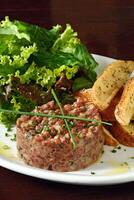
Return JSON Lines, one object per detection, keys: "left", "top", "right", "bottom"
{"left": 1, "top": 155, "right": 134, "bottom": 185}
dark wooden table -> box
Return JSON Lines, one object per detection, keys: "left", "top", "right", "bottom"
{"left": 0, "top": 0, "right": 134, "bottom": 199}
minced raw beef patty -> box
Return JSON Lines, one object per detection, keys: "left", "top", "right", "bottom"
{"left": 16, "top": 97, "right": 104, "bottom": 172}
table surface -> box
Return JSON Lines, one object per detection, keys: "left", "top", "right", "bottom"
{"left": 0, "top": 0, "right": 134, "bottom": 199}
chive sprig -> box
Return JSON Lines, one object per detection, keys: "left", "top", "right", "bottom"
{"left": 51, "top": 89, "right": 76, "bottom": 148}
{"left": 0, "top": 108, "right": 111, "bottom": 125}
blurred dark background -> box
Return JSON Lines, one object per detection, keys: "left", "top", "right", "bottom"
{"left": 0, "top": 0, "right": 134, "bottom": 59}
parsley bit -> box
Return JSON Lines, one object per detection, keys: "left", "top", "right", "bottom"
{"left": 43, "top": 125, "right": 50, "bottom": 131}
{"left": 117, "top": 146, "right": 121, "bottom": 150}
{"left": 5, "top": 132, "right": 10, "bottom": 137}
{"left": 130, "top": 157, "right": 134, "bottom": 159}
{"left": 91, "top": 171, "right": 96, "bottom": 175}
{"left": 10, "top": 134, "right": 16, "bottom": 141}
{"left": 68, "top": 121, "right": 75, "bottom": 128}
{"left": 111, "top": 149, "right": 117, "bottom": 153}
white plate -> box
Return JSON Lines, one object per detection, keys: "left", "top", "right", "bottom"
{"left": 1, "top": 54, "right": 134, "bottom": 185}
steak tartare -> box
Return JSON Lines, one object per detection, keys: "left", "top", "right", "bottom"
{"left": 16, "top": 97, "right": 104, "bottom": 171}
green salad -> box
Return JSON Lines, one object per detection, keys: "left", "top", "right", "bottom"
{"left": 0, "top": 16, "right": 98, "bottom": 129}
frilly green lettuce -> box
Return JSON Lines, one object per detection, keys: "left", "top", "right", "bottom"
{"left": 0, "top": 43, "right": 37, "bottom": 76}
{"left": 0, "top": 16, "right": 30, "bottom": 41}
{"left": 16, "top": 63, "right": 78, "bottom": 88}
{"left": 53, "top": 24, "right": 97, "bottom": 82}
{"left": 0, "top": 16, "right": 98, "bottom": 128}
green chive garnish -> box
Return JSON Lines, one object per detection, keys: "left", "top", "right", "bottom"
{"left": 51, "top": 89, "right": 76, "bottom": 148}
{"left": 0, "top": 108, "right": 111, "bottom": 125}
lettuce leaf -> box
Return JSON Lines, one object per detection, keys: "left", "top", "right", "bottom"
{"left": 0, "top": 35, "right": 31, "bottom": 56}
{"left": 0, "top": 93, "right": 36, "bottom": 129}
{"left": 72, "top": 77, "right": 93, "bottom": 92}
{"left": 0, "top": 17, "right": 97, "bottom": 83}
{"left": 0, "top": 16, "right": 30, "bottom": 41}
{"left": 32, "top": 50, "right": 79, "bottom": 68}
{"left": 52, "top": 24, "right": 98, "bottom": 81}
{"left": 0, "top": 43, "right": 37, "bottom": 76}
{"left": 14, "top": 20, "right": 61, "bottom": 50}
{"left": 0, "top": 17, "right": 98, "bottom": 128}
{"left": 16, "top": 63, "right": 78, "bottom": 88}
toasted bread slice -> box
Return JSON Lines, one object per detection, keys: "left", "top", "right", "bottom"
{"left": 110, "top": 121, "right": 134, "bottom": 147}
{"left": 103, "top": 126, "right": 119, "bottom": 146}
{"left": 115, "top": 77, "right": 134, "bottom": 126}
{"left": 78, "top": 88, "right": 123, "bottom": 121}
{"left": 77, "top": 88, "right": 134, "bottom": 122}
{"left": 91, "top": 60, "right": 134, "bottom": 110}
